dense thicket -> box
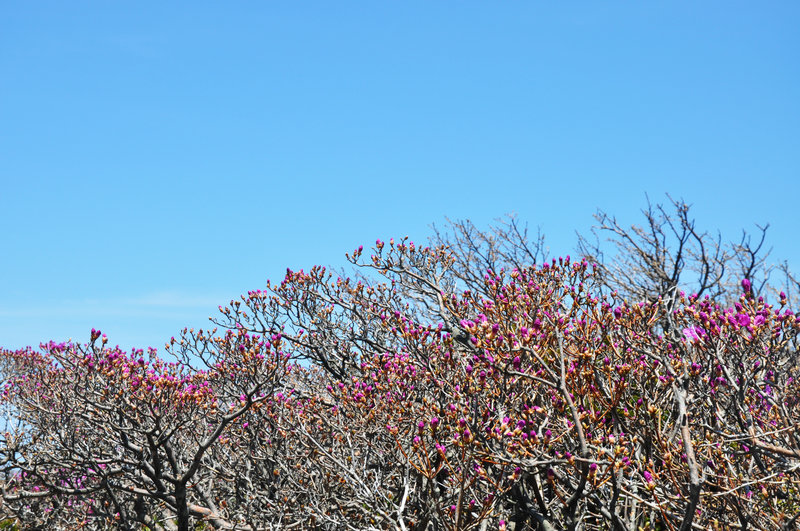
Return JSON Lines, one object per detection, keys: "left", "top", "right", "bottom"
{"left": 2, "top": 199, "right": 799, "bottom": 530}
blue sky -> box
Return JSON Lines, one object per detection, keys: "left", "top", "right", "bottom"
{"left": 2, "top": 2, "right": 798, "bottom": 352}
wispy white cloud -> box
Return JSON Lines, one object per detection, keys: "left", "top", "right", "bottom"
{"left": 0, "top": 290, "right": 235, "bottom": 351}
{"left": 0, "top": 291, "right": 229, "bottom": 319}
{"left": 123, "top": 291, "right": 226, "bottom": 309}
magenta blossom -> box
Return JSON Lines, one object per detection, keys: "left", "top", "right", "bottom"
{"left": 683, "top": 326, "right": 705, "bottom": 343}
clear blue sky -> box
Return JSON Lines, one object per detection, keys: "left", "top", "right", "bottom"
{"left": 2, "top": 2, "right": 798, "bottom": 352}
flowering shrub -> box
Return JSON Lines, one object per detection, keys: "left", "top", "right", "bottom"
{"left": 1, "top": 215, "right": 799, "bottom": 530}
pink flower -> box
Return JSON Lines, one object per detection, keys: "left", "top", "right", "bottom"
{"left": 682, "top": 326, "right": 704, "bottom": 343}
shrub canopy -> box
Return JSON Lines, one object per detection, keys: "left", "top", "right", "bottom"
{"left": 2, "top": 204, "right": 799, "bottom": 531}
